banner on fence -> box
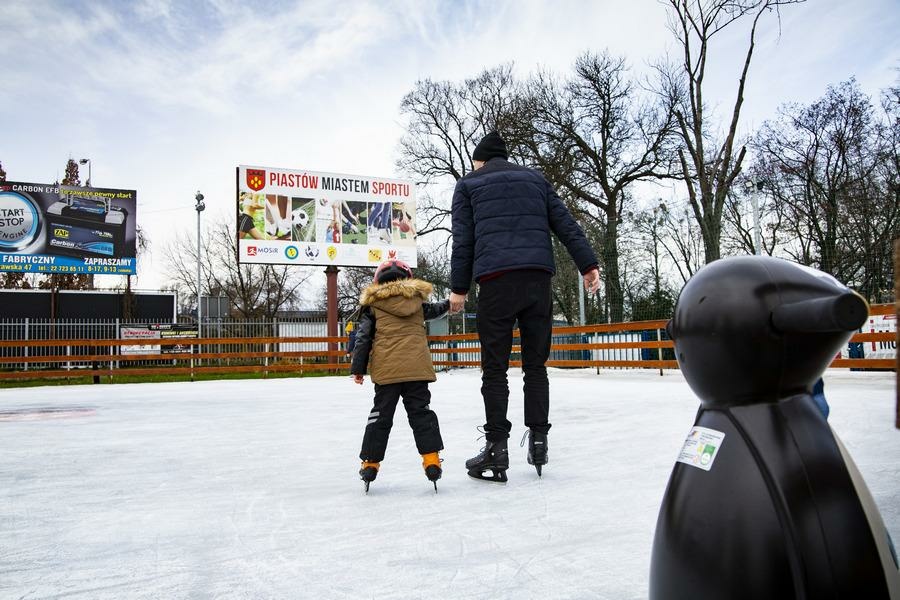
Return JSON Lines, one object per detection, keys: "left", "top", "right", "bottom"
{"left": 236, "top": 165, "right": 417, "bottom": 268}
{"left": 120, "top": 324, "right": 198, "bottom": 355}
{"left": 838, "top": 314, "right": 897, "bottom": 360}
{"left": 0, "top": 181, "right": 138, "bottom": 275}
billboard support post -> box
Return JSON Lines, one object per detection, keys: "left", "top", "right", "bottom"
{"left": 326, "top": 266, "right": 339, "bottom": 354}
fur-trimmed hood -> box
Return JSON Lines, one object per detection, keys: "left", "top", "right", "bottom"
{"left": 360, "top": 278, "right": 433, "bottom": 317}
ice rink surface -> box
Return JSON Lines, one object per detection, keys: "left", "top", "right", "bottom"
{"left": 1, "top": 369, "right": 897, "bottom": 599}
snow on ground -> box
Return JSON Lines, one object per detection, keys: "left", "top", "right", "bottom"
{"left": 0, "top": 369, "right": 897, "bottom": 599}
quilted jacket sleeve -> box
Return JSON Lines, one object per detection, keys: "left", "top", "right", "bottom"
{"left": 350, "top": 307, "right": 375, "bottom": 375}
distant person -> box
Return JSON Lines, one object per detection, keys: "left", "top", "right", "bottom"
{"left": 238, "top": 193, "right": 265, "bottom": 240}
{"left": 351, "top": 260, "right": 450, "bottom": 492}
{"left": 811, "top": 377, "right": 829, "bottom": 419}
{"left": 449, "top": 130, "right": 601, "bottom": 483}
{"left": 810, "top": 376, "right": 898, "bottom": 568}
{"left": 345, "top": 319, "right": 357, "bottom": 356}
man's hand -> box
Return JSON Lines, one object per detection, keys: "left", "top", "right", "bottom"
{"left": 583, "top": 268, "right": 601, "bottom": 294}
{"left": 449, "top": 292, "right": 467, "bottom": 314}
{"left": 353, "top": 374, "right": 364, "bottom": 385}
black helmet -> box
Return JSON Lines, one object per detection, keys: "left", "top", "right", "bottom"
{"left": 374, "top": 259, "right": 412, "bottom": 284}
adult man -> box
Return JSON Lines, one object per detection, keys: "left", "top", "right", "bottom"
{"left": 450, "top": 131, "right": 601, "bottom": 482}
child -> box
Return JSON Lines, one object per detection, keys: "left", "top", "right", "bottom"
{"left": 351, "top": 259, "right": 449, "bottom": 492}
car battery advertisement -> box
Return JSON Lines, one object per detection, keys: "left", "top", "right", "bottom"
{"left": 0, "top": 181, "right": 137, "bottom": 275}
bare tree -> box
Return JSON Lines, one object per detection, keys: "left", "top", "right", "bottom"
{"left": 118, "top": 225, "right": 150, "bottom": 320}
{"left": 513, "top": 51, "right": 679, "bottom": 322}
{"left": 753, "top": 79, "right": 899, "bottom": 301}
{"left": 658, "top": 201, "right": 705, "bottom": 284}
{"left": 396, "top": 64, "right": 520, "bottom": 240}
{"left": 662, "top": 0, "right": 804, "bottom": 263}
{"left": 1, "top": 272, "right": 32, "bottom": 289}
{"left": 721, "top": 178, "right": 784, "bottom": 256}
{"left": 62, "top": 158, "right": 81, "bottom": 187}
{"left": 624, "top": 203, "right": 679, "bottom": 320}
{"left": 163, "top": 215, "right": 313, "bottom": 318}
{"left": 0, "top": 161, "right": 6, "bottom": 182}
{"left": 548, "top": 237, "right": 584, "bottom": 325}
{"left": 334, "top": 267, "right": 374, "bottom": 318}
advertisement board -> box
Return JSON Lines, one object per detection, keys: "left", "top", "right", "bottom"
{"left": 236, "top": 165, "right": 417, "bottom": 267}
{"left": 0, "top": 181, "right": 137, "bottom": 275}
{"left": 120, "top": 324, "right": 198, "bottom": 355}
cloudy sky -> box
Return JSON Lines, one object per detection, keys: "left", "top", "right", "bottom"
{"left": 1, "top": 0, "right": 897, "bottom": 294}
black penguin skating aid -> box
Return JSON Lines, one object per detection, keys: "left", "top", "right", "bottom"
{"left": 466, "top": 438, "right": 509, "bottom": 483}
{"left": 649, "top": 256, "right": 900, "bottom": 600}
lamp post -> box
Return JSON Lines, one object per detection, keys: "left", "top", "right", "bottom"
{"left": 78, "top": 158, "right": 91, "bottom": 187}
{"left": 745, "top": 178, "right": 763, "bottom": 255}
{"left": 195, "top": 191, "right": 205, "bottom": 338}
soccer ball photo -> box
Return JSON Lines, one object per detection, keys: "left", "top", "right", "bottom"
{"left": 292, "top": 208, "right": 309, "bottom": 229}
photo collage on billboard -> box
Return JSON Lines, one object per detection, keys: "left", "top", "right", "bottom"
{"left": 238, "top": 193, "right": 316, "bottom": 242}
{"left": 237, "top": 166, "right": 417, "bottom": 267}
{"left": 314, "top": 200, "right": 418, "bottom": 247}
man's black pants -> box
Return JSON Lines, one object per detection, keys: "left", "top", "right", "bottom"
{"left": 477, "top": 270, "right": 553, "bottom": 442}
{"left": 359, "top": 380, "right": 443, "bottom": 462}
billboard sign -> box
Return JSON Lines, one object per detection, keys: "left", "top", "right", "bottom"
{"left": 120, "top": 324, "right": 198, "bottom": 355}
{"left": 236, "top": 165, "right": 417, "bottom": 267}
{"left": 0, "top": 181, "right": 137, "bottom": 275}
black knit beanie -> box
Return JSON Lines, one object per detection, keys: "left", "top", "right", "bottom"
{"left": 472, "top": 131, "right": 508, "bottom": 161}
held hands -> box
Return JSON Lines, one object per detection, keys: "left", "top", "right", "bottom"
{"left": 353, "top": 374, "right": 364, "bottom": 385}
{"left": 449, "top": 292, "right": 466, "bottom": 314}
{"left": 583, "top": 268, "right": 601, "bottom": 294}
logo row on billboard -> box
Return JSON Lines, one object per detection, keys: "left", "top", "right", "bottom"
{"left": 245, "top": 243, "right": 400, "bottom": 263}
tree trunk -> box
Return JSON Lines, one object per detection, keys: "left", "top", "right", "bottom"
{"left": 602, "top": 217, "right": 624, "bottom": 323}
{"left": 702, "top": 209, "right": 722, "bottom": 264}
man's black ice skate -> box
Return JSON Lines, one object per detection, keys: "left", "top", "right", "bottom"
{"left": 359, "top": 461, "right": 379, "bottom": 494}
{"left": 422, "top": 452, "right": 442, "bottom": 492}
{"left": 466, "top": 439, "right": 509, "bottom": 483}
{"left": 521, "top": 430, "right": 548, "bottom": 477}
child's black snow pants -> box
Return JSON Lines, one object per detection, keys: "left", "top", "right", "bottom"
{"left": 359, "top": 380, "right": 443, "bottom": 462}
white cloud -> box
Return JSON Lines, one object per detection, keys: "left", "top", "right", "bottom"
{"left": 1, "top": 0, "right": 897, "bottom": 293}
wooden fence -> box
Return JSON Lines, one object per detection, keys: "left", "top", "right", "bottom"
{"left": 0, "top": 304, "right": 894, "bottom": 382}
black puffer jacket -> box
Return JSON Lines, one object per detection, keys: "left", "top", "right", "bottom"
{"left": 450, "top": 157, "right": 597, "bottom": 293}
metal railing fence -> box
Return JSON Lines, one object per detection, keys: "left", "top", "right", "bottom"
{"left": 0, "top": 317, "right": 346, "bottom": 371}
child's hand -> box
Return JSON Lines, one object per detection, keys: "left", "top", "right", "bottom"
{"left": 353, "top": 374, "right": 364, "bottom": 385}
{"left": 450, "top": 292, "right": 466, "bottom": 313}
